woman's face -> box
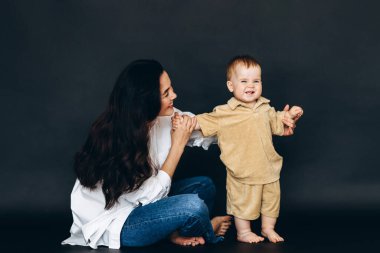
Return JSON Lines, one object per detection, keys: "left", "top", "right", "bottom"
{"left": 158, "top": 71, "right": 177, "bottom": 116}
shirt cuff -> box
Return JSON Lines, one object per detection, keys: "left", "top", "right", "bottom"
{"left": 277, "top": 111, "right": 286, "bottom": 135}
{"left": 157, "top": 170, "right": 172, "bottom": 190}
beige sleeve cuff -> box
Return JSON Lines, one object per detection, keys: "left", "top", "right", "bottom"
{"left": 272, "top": 110, "right": 285, "bottom": 136}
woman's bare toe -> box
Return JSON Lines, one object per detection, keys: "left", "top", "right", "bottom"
{"left": 170, "top": 231, "right": 205, "bottom": 246}
{"left": 211, "top": 216, "right": 232, "bottom": 236}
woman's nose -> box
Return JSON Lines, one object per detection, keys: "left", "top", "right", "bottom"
{"left": 171, "top": 91, "right": 177, "bottom": 100}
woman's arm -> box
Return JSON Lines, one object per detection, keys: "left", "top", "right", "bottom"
{"left": 161, "top": 115, "right": 197, "bottom": 178}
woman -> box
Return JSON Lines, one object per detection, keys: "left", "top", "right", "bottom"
{"left": 62, "top": 60, "right": 233, "bottom": 249}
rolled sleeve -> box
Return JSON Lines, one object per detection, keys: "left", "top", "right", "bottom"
{"left": 156, "top": 170, "right": 171, "bottom": 191}
{"left": 187, "top": 130, "right": 217, "bottom": 150}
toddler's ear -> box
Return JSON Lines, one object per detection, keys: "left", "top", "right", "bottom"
{"left": 226, "top": 81, "right": 234, "bottom": 92}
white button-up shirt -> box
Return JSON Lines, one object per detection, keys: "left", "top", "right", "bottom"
{"left": 62, "top": 108, "right": 216, "bottom": 249}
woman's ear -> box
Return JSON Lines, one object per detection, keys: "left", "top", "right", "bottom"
{"left": 226, "top": 81, "right": 234, "bottom": 92}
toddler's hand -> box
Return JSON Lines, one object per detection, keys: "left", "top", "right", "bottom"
{"left": 288, "top": 106, "right": 303, "bottom": 119}
{"left": 282, "top": 104, "right": 303, "bottom": 136}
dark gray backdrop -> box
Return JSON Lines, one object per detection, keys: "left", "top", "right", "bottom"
{"left": 1, "top": 0, "right": 380, "bottom": 219}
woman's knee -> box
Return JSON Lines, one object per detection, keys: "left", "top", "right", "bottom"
{"left": 196, "top": 176, "right": 214, "bottom": 187}
{"left": 181, "top": 194, "right": 209, "bottom": 217}
{"left": 196, "top": 176, "right": 216, "bottom": 196}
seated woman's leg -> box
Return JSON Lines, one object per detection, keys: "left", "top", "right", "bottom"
{"left": 120, "top": 193, "right": 223, "bottom": 247}
{"left": 170, "top": 176, "right": 232, "bottom": 237}
{"left": 169, "top": 176, "right": 216, "bottom": 212}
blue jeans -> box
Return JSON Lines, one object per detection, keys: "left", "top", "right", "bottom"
{"left": 120, "top": 176, "right": 223, "bottom": 247}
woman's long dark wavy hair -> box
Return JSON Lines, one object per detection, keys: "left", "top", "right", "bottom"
{"left": 75, "top": 60, "right": 163, "bottom": 209}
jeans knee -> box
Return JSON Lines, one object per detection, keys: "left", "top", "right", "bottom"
{"left": 183, "top": 194, "right": 209, "bottom": 217}
{"left": 200, "top": 176, "right": 216, "bottom": 198}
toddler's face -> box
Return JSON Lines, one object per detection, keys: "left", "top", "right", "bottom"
{"left": 227, "top": 64, "right": 262, "bottom": 106}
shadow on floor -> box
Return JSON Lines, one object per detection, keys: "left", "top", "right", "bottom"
{"left": 1, "top": 210, "right": 379, "bottom": 253}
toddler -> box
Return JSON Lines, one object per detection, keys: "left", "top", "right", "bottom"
{"left": 173, "top": 55, "right": 303, "bottom": 243}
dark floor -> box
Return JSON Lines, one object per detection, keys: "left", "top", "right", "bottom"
{"left": 1, "top": 210, "right": 379, "bottom": 253}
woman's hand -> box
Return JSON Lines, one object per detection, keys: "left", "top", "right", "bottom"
{"left": 170, "top": 113, "right": 197, "bottom": 150}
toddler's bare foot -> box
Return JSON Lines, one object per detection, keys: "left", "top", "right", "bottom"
{"left": 237, "top": 231, "right": 265, "bottom": 243}
{"left": 261, "top": 228, "right": 284, "bottom": 243}
{"left": 211, "top": 216, "right": 232, "bottom": 236}
{"left": 169, "top": 231, "right": 205, "bottom": 246}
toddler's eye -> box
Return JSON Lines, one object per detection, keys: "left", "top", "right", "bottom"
{"left": 241, "top": 80, "right": 247, "bottom": 83}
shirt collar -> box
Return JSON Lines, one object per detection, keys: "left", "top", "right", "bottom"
{"left": 227, "top": 96, "right": 270, "bottom": 110}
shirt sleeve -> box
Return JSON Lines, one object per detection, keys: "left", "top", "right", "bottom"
{"left": 268, "top": 107, "right": 285, "bottom": 136}
{"left": 121, "top": 170, "right": 171, "bottom": 207}
{"left": 196, "top": 109, "right": 220, "bottom": 137}
{"left": 177, "top": 109, "right": 217, "bottom": 150}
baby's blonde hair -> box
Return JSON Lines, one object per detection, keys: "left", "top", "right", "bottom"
{"left": 226, "top": 55, "right": 261, "bottom": 80}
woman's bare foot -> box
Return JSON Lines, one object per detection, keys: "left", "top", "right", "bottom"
{"left": 169, "top": 231, "right": 205, "bottom": 246}
{"left": 211, "top": 216, "right": 232, "bottom": 236}
{"left": 261, "top": 228, "right": 284, "bottom": 243}
{"left": 237, "top": 231, "right": 265, "bottom": 243}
